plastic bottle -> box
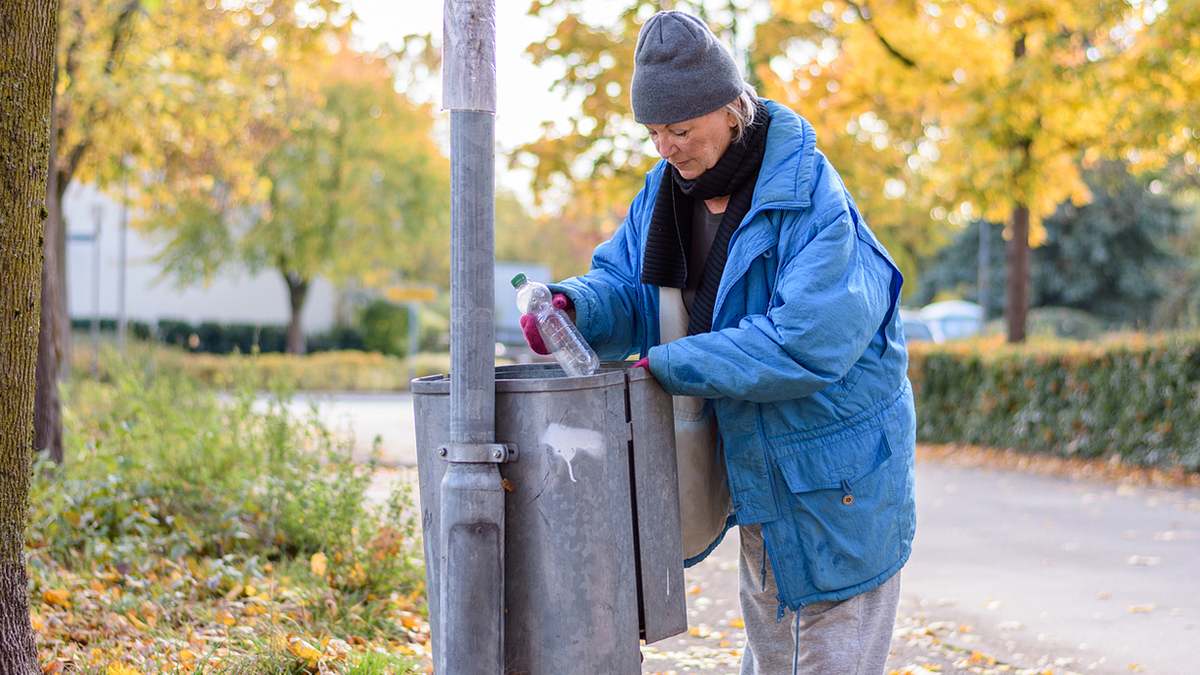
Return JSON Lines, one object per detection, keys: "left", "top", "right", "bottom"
{"left": 512, "top": 273, "right": 599, "bottom": 377}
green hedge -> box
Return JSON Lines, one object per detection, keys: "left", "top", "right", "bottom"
{"left": 70, "top": 317, "right": 153, "bottom": 341}
{"left": 156, "top": 318, "right": 367, "bottom": 354}
{"left": 908, "top": 333, "right": 1200, "bottom": 471}
{"left": 74, "top": 317, "right": 369, "bottom": 354}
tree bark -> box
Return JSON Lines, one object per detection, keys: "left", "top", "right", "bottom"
{"left": 34, "top": 128, "right": 65, "bottom": 461}
{"left": 0, "top": 0, "right": 60, "bottom": 671}
{"left": 1005, "top": 34, "right": 1031, "bottom": 344}
{"left": 34, "top": 62, "right": 66, "bottom": 463}
{"left": 285, "top": 272, "right": 310, "bottom": 355}
{"left": 34, "top": 172, "right": 66, "bottom": 463}
{"left": 1006, "top": 203, "right": 1031, "bottom": 343}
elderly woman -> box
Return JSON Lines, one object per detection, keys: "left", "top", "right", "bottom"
{"left": 520, "top": 10, "right": 916, "bottom": 674}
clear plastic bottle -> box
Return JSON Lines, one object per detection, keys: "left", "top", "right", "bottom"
{"left": 512, "top": 273, "right": 599, "bottom": 377}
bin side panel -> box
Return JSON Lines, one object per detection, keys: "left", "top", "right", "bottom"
{"left": 413, "top": 392, "right": 447, "bottom": 663}
{"left": 628, "top": 371, "right": 688, "bottom": 642}
{"left": 499, "top": 385, "right": 642, "bottom": 674}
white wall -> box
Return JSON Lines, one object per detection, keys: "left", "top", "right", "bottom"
{"left": 494, "top": 261, "right": 551, "bottom": 345}
{"left": 64, "top": 183, "right": 339, "bottom": 333}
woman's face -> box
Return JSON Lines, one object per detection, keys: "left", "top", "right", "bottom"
{"left": 646, "top": 107, "right": 737, "bottom": 180}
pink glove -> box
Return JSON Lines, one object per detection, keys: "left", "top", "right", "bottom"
{"left": 519, "top": 314, "right": 549, "bottom": 355}
{"left": 632, "top": 357, "right": 650, "bottom": 371}
{"left": 520, "top": 293, "right": 574, "bottom": 355}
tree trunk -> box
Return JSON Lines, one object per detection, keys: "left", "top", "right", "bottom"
{"left": 1004, "top": 34, "right": 1031, "bottom": 344}
{"left": 34, "top": 64, "right": 66, "bottom": 463}
{"left": 53, "top": 164, "right": 70, "bottom": 369}
{"left": 1006, "top": 203, "right": 1031, "bottom": 343}
{"left": 285, "top": 272, "right": 310, "bottom": 355}
{"left": 0, "top": 0, "right": 59, "bottom": 671}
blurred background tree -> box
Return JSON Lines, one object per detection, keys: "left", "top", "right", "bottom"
{"left": 144, "top": 42, "right": 450, "bottom": 354}
{"left": 915, "top": 162, "right": 1184, "bottom": 327}
{"left": 37, "top": 0, "right": 350, "bottom": 458}
{"left": 523, "top": 0, "right": 1198, "bottom": 343}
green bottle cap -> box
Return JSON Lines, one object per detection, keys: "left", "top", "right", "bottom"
{"left": 510, "top": 273, "right": 527, "bottom": 288}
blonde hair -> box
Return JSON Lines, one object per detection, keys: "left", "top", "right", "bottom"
{"left": 726, "top": 86, "right": 759, "bottom": 143}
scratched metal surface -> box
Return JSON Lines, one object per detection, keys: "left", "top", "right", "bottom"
{"left": 415, "top": 364, "right": 675, "bottom": 673}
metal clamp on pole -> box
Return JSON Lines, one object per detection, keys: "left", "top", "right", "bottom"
{"left": 438, "top": 443, "right": 518, "bottom": 463}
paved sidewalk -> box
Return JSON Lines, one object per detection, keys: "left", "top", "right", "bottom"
{"left": 644, "top": 461, "right": 1200, "bottom": 675}
{"left": 316, "top": 393, "right": 1200, "bottom": 674}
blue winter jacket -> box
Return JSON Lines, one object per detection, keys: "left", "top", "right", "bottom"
{"left": 549, "top": 100, "right": 917, "bottom": 611}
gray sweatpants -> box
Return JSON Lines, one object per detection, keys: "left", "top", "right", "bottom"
{"left": 738, "top": 524, "right": 901, "bottom": 675}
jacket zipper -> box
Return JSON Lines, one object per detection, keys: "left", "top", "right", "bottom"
{"left": 712, "top": 200, "right": 808, "bottom": 324}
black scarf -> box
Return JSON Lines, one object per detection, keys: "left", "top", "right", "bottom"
{"left": 641, "top": 100, "right": 771, "bottom": 335}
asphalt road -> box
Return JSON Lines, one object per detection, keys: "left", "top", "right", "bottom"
{"left": 900, "top": 460, "right": 1200, "bottom": 674}
{"left": 294, "top": 392, "right": 1200, "bottom": 674}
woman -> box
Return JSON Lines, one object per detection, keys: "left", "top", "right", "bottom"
{"left": 521, "top": 10, "right": 916, "bottom": 674}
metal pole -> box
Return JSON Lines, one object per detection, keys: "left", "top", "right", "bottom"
{"left": 978, "top": 221, "right": 990, "bottom": 318}
{"left": 91, "top": 206, "right": 102, "bottom": 375}
{"left": 117, "top": 163, "right": 129, "bottom": 352}
{"left": 441, "top": 1, "right": 503, "bottom": 673}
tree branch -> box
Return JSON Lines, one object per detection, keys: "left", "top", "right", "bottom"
{"left": 102, "top": 0, "right": 142, "bottom": 76}
{"left": 64, "top": 0, "right": 142, "bottom": 185}
{"left": 844, "top": 0, "right": 919, "bottom": 69}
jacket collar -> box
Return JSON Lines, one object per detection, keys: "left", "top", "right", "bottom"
{"left": 748, "top": 99, "right": 818, "bottom": 212}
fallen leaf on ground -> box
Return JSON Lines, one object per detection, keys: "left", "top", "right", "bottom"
{"left": 288, "top": 636, "right": 323, "bottom": 663}
{"left": 42, "top": 589, "right": 71, "bottom": 608}
{"left": 310, "top": 552, "right": 328, "bottom": 577}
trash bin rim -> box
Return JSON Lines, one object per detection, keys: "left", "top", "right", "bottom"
{"left": 411, "top": 362, "right": 642, "bottom": 394}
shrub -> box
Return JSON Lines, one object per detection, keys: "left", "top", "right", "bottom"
{"left": 27, "top": 362, "right": 425, "bottom": 598}
{"left": 909, "top": 333, "right": 1200, "bottom": 471}
{"left": 308, "top": 325, "right": 368, "bottom": 353}
{"left": 358, "top": 299, "right": 411, "bottom": 357}
{"left": 75, "top": 342, "right": 472, "bottom": 392}
{"left": 983, "top": 306, "right": 1107, "bottom": 340}
{"left": 69, "top": 317, "right": 153, "bottom": 341}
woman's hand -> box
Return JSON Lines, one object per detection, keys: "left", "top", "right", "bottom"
{"left": 552, "top": 292, "right": 575, "bottom": 321}
{"left": 520, "top": 293, "right": 575, "bottom": 355}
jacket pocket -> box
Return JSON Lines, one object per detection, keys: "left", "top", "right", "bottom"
{"left": 769, "top": 427, "right": 902, "bottom": 593}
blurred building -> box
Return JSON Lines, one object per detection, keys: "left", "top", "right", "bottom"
{"left": 494, "top": 261, "right": 551, "bottom": 347}
{"left": 64, "top": 183, "right": 340, "bottom": 335}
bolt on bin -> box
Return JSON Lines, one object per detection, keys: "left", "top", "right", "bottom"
{"left": 413, "top": 362, "right": 687, "bottom": 673}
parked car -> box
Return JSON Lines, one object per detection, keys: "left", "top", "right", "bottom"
{"left": 900, "top": 300, "right": 984, "bottom": 343}
{"left": 900, "top": 308, "right": 937, "bottom": 343}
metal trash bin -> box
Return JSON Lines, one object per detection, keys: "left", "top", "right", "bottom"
{"left": 413, "top": 363, "right": 687, "bottom": 673}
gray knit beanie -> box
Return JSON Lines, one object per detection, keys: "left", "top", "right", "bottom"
{"left": 631, "top": 10, "right": 745, "bottom": 125}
